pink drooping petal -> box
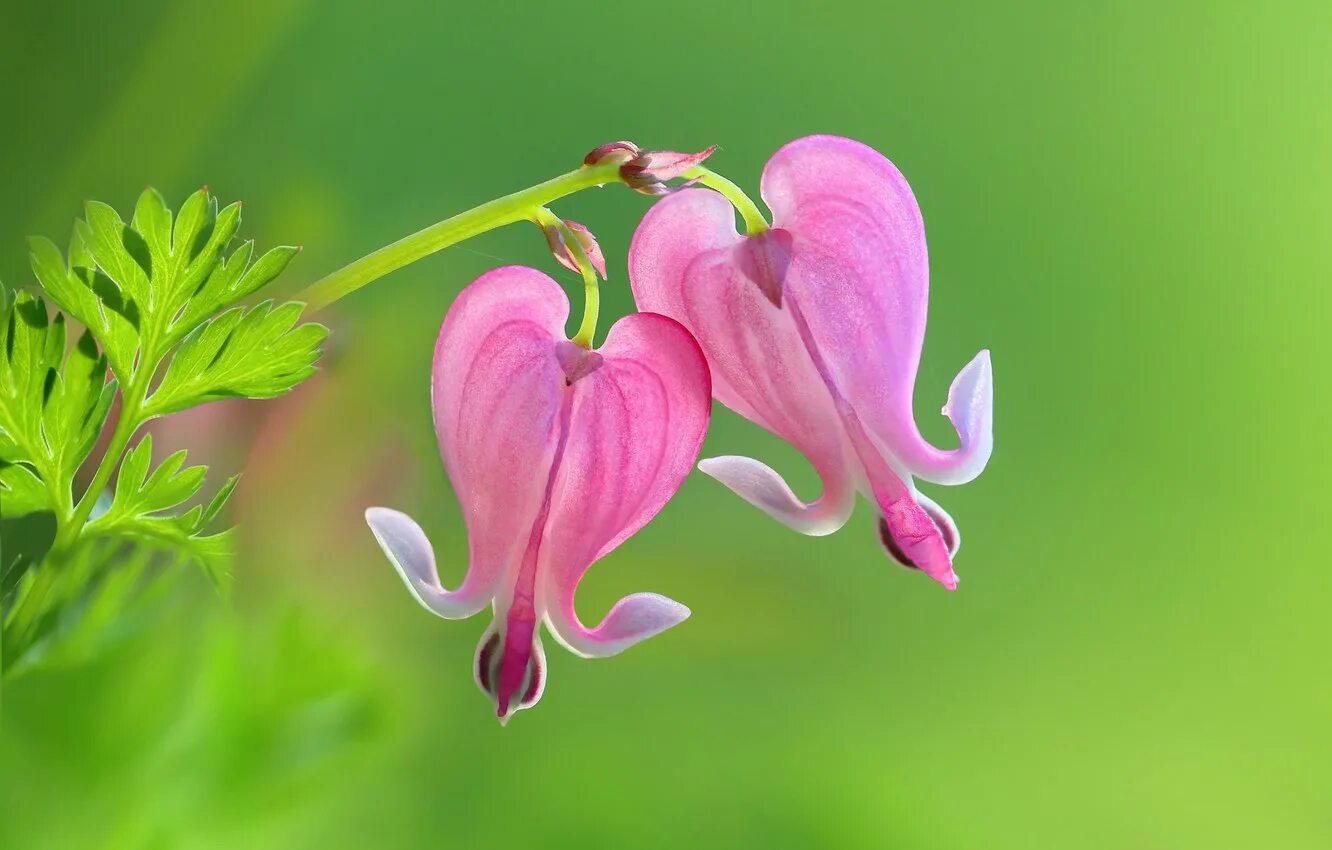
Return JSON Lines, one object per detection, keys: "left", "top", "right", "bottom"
{"left": 876, "top": 490, "right": 961, "bottom": 571}
{"left": 537, "top": 312, "right": 709, "bottom": 658}
{"left": 429, "top": 266, "right": 570, "bottom": 617}
{"left": 365, "top": 507, "right": 481, "bottom": 618}
{"left": 780, "top": 281, "right": 960, "bottom": 590}
{"left": 629, "top": 188, "right": 856, "bottom": 535}
{"left": 761, "top": 135, "right": 994, "bottom": 486}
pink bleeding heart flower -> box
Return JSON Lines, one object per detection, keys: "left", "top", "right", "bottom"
{"left": 366, "top": 266, "right": 710, "bottom": 723}
{"left": 629, "top": 135, "right": 993, "bottom": 590}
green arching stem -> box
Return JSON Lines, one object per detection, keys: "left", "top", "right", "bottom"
{"left": 686, "top": 166, "right": 770, "bottom": 235}
{"left": 534, "top": 207, "right": 600, "bottom": 348}
{"left": 297, "top": 160, "right": 625, "bottom": 311}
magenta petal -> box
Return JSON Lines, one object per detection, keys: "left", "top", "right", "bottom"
{"left": 538, "top": 312, "right": 710, "bottom": 657}
{"left": 430, "top": 266, "right": 570, "bottom": 615}
{"left": 629, "top": 189, "right": 857, "bottom": 535}
{"left": 762, "top": 135, "right": 994, "bottom": 486}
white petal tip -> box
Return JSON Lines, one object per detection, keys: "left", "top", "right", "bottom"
{"left": 698, "top": 454, "right": 852, "bottom": 536}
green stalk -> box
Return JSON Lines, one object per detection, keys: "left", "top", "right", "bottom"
{"left": 686, "top": 166, "right": 770, "bottom": 235}
{"left": 298, "top": 161, "right": 625, "bottom": 310}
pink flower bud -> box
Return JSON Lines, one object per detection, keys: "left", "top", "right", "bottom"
{"left": 583, "top": 141, "right": 718, "bottom": 195}
{"left": 621, "top": 146, "right": 717, "bottom": 195}
{"left": 540, "top": 218, "right": 607, "bottom": 279}
{"left": 583, "top": 141, "right": 641, "bottom": 167}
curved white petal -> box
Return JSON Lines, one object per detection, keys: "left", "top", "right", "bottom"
{"left": 365, "top": 507, "right": 489, "bottom": 620}
{"left": 697, "top": 455, "right": 854, "bottom": 536}
{"left": 545, "top": 592, "right": 690, "bottom": 659}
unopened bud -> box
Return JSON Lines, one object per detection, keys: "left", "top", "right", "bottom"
{"left": 583, "top": 141, "right": 641, "bottom": 167}
{"left": 541, "top": 218, "right": 607, "bottom": 279}
{"left": 583, "top": 141, "right": 718, "bottom": 195}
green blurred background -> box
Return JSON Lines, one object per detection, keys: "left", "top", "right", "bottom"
{"left": 2, "top": 1, "right": 1329, "bottom": 847}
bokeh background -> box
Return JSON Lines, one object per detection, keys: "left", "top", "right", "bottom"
{"left": 2, "top": 1, "right": 1330, "bottom": 847}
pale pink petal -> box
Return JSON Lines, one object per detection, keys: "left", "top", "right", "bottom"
{"left": 762, "top": 135, "right": 994, "bottom": 486}
{"left": 429, "top": 266, "right": 570, "bottom": 617}
{"left": 629, "top": 189, "right": 856, "bottom": 534}
{"left": 537, "top": 312, "right": 709, "bottom": 658}
{"left": 365, "top": 507, "right": 480, "bottom": 618}
{"left": 696, "top": 455, "right": 854, "bottom": 536}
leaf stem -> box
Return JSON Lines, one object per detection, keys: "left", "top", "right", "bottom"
{"left": 685, "top": 166, "right": 769, "bottom": 235}
{"left": 297, "top": 161, "right": 626, "bottom": 311}
{"left": 54, "top": 385, "right": 145, "bottom": 553}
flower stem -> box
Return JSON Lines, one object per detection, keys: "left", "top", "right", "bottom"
{"left": 535, "top": 207, "right": 600, "bottom": 348}
{"left": 686, "top": 166, "right": 769, "bottom": 235}
{"left": 298, "top": 161, "right": 625, "bottom": 311}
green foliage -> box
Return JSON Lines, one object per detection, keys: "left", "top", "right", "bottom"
{"left": 2, "top": 188, "right": 326, "bottom": 679}
{"left": 0, "top": 288, "right": 115, "bottom": 517}
{"left": 84, "top": 434, "right": 236, "bottom": 589}
{"left": 147, "top": 300, "right": 326, "bottom": 416}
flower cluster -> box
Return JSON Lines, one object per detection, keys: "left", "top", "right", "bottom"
{"left": 366, "top": 135, "right": 995, "bottom": 722}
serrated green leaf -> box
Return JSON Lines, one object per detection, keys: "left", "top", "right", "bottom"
{"left": 236, "top": 244, "right": 300, "bottom": 301}
{"left": 131, "top": 187, "right": 173, "bottom": 273}
{"left": 30, "top": 235, "right": 139, "bottom": 383}
{"left": 200, "top": 473, "right": 240, "bottom": 530}
{"left": 34, "top": 189, "right": 306, "bottom": 391}
{"left": 172, "top": 242, "right": 300, "bottom": 335}
{"left": 80, "top": 201, "right": 153, "bottom": 310}
{"left": 0, "top": 293, "right": 53, "bottom": 464}
{"left": 0, "top": 461, "right": 48, "bottom": 517}
{"left": 0, "top": 290, "right": 109, "bottom": 518}
{"left": 171, "top": 188, "right": 213, "bottom": 274}
{"left": 145, "top": 301, "right": 327, "bottom": 416}
{"left": 96, "top": 435, "right": 207, "bottom": 524}
{"left": 92, "top": 516, "right": 233, "bottom": 594}
{"left": 162, "top": 201, "right": 242, "bottom": 341}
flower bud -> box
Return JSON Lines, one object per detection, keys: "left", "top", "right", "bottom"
{"left": 540, "top": 218, "right": 607, "bottom": 279}
{"left": 583, "top": 141, "right": 718, "bottom": 195}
